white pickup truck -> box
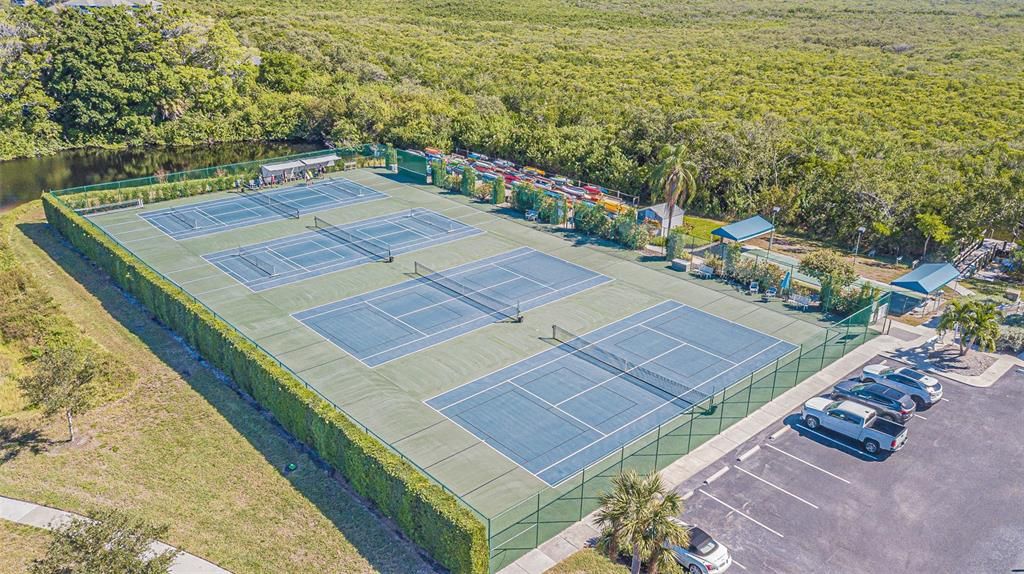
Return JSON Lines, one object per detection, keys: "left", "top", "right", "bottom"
{"left": 801, "top": 398, "right": 908, "bottom": 455}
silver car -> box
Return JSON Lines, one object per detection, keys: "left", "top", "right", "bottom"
{"left": 666, "top": 517, "right": 732, "bottom": 573}
{"left": 861, "top": 364, "right": 943, "bottom": 409}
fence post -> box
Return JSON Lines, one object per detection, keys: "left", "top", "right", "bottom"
{"left": 534, "top": 495, "right": 541, "bottom": 546}
{"left": 579, "top": 468, "right": 586, "bottom": 518}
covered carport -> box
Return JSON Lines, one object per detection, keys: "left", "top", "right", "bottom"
{"left": 710, "top": 214, "right": 775, "bottom": 244}
{"left": 888, "top": 263, "right": 960, "bottom": 315}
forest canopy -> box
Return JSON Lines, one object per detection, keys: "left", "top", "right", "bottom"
{"left": 1, "top": 0, "right": 1023, "bottom": 253}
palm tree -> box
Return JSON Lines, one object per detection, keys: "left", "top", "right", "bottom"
{"left": 937, "top": 299, "right": 1002, "bottom": 355}
{"left": 963, "top": 301, "right": 1001, "bottom": 355}
{"left": 594, "top": 470, "right": 688, "bottom": 574}
{"left": 647, "top": 144, "right": 699, "bottom": 238}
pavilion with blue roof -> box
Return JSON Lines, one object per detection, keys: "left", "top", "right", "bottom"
{"left": 710, "top": 215, "right": 775, "bottom": 243}
{"left": 889, "top": 263, "right": 960, "bottom": 295}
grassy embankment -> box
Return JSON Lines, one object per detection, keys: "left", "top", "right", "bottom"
{"left": 0, "top": 202, "right": 430, "bottom": 573}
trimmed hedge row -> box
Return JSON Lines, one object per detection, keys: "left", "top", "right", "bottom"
{"left": 43, "top": 194, "right": 489, "bottom": 574}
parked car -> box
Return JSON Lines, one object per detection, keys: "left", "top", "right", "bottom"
{"left": 665, "top": 518, "right": 732, "bottom": 573}
{"left": 493, "top": 158, "right": 515, "bottom": 168}
{"left": 830, "top": 379, "right": 916, "bottom": 423}
{"left": 861, "top": 364, "right": 943, "bottom": 409}
{"left": 801, "top": 398, "right": 908, "bottom": 455}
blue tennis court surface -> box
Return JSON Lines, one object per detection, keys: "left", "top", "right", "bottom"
{"left": 140, "top": 177, "right": 385, "bottom": 240}
{"left": 426, "top": 301, "right": 798, "bottom": 486}
{"left": 293, "top": 247, "right": 612, "bottom": 367}
{"left": 202, "top": 209, "right": 482, "bottom": 291}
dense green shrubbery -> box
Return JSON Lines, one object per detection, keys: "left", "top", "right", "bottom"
{"left": 42, "top": 195, "right": 488, "bottom": 574}
{"left": 6, "top": 1, "right": 1024, "bottom": 253}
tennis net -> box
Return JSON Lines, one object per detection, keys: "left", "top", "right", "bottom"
{"left": 314, "top": 216, "right": 393, "bottom": 262}
{"left": 168, "top": 208, "right": 197, "bottom": 229}
{"left": 414, "top": 261, "right": 522, "bottom": 322}
{"left": 242, "top": 188, "right": 300, "bottom": 219}
{"left": 237, "top": 247, "right": 278, "bottom": 276}
{"left": 552, "top": 325, "right": 711, "bottom": 407}
{"left": 409, "top": 209, "right": 454, "bottom": 234}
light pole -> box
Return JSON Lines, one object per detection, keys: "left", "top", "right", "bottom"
{"left": 767, "top": 206, "right": 781, "bottom": 259}
{"left": 853, "top": 226, "right": 866, "bottom": 270}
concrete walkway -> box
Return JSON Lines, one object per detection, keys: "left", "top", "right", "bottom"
{"left": 0, "top": 496, "right": 231, "bottom": 573}
{"left": 498, "top": 324, "right": 936, "bottom": 574}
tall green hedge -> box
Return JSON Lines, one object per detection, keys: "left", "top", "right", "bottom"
{"left": 42, "top": 194, "right": 489, "bottom": 574}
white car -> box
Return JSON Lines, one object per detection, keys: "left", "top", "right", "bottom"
{"left": 665, "top": 518, "right": 732, "bottom": 573}
{"left": 861, "top": 364, "right": 943, "bottom": 409}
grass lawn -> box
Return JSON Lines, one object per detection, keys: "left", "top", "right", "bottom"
{"left": 0, "top": 203, "right": 432, "bottom": 573}
{"left": 746, "top": 233, "right": 909, "bottom": 284}
{"left": 0, "top": 521, "right": 49, "bottom": 572}
{"left": 548, "top": 549, "right": 628, "bottom": 574}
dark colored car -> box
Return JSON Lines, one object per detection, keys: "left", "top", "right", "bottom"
{"left": 830, "top": 379, "right": 916, "bottom": 423}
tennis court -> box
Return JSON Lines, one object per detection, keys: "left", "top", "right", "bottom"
{"left": 426, "top": 300, "right": 799, "bottom": 485}
{"left": 293, "top": 247, "right": 612, "bottom": 367}
{"left": 140, "top": 177, "right": 385, "bottom": 240}
{"left": 202, "top": 208, "right": 482, "bottom": 291}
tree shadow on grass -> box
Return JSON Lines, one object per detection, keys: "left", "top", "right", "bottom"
{"left": 18, "top": 221, "right": 440, "bottom": 574}
{"left": 0, "top": 424, "right": 49, "bottom": 466}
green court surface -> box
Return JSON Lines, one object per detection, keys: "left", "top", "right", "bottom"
{"left": 87, "top": 168, "right": 837, "bottom": 560}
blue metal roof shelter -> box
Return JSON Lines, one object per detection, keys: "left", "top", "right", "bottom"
{"left": 710, "top": 215, "right": 775, "bottom": 242}
{"left": 889, "top": 263, "right": 960, "bottom": 295}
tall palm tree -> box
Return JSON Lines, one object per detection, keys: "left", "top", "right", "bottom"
{"left": 647, "top": 144, "right": 700, "bottom": 238}
{"left": 594, "top": 470, "right": 689, "bottom": 574}
{"left": 937, "top": 299, "right": 1002, "bottom": 355}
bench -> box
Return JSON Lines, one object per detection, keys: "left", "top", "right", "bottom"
{"left": 788, "top": 294, "right": 813, "bottom": 310}
{"left": 692, "top": 265, "right": 715, "bottom": 279}
{"left": 525, "top": 210, "right": 539, "bottom": 222}
{"left": 670, "top": 259, "right": 689, "bottom": 272}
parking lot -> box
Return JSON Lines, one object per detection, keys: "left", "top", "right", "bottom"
{"left": 675, "top": 355, "right": 1024, "bottom": 573}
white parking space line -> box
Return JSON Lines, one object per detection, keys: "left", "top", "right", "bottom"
{"left": 764, "top": 444, "right": 851, "bottom": 484}
{"left": 940, "top": 397, "right": 950, "bottom": 402}
{"left": 734, "top": 467, "right": 819, "bottom": 509}
{"left": 794, "top": 424, "right": 881, "bottom": 461}
{"left": 913, "top": 414, "right": 928, "bottom": 420}
{"left": 699, "top": 490, "right": 784, "bottom": 538}
{"left": 731, "top": 558, "right": 748, "bottom": 570}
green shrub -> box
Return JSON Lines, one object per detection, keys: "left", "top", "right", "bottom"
{"left": 997, "top": 325, "right": 1024, "bottom": 353}
{"left": 61, "top": 175, "right": 243, "bottom": 210}
{"left": 42, "top": 194, "right": 488, "bottom": 574}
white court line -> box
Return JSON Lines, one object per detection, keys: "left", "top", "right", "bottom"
{"left": 794, "top": 424, "right": 881, "bottom": 461}
{"left": 509, "top": 381, "right": 606, "bottom": 437}
{"left": 429, "top": 305, "right": 682, "bottom": 410}
{"left": 553, "top": 340, "right": 690, "bottom": 407}
{"left": 638, "top": 324, "right": 736, "bottom": 366}
{"left": 296, "top": 248, "right": 539, "bottom": 320}
{"left": 699, "top": 490, "right": 784, "bottom": 538}
{"left": 734, "top": 467, "right": 819, "bottom": 509}
{"left": 535, "top": 340, "right": 786, "bottom": 476}
{"left": 364, "top": 301, "right": 429, "bottom": 338}
{"left": 364, "top": 272, "right": 600, "bottom": 360}
{"left": 763, "top": 444, "right": 850, "bottom": 484}
{"left": 913, "top": 414, "right": 928, "bottom": 420}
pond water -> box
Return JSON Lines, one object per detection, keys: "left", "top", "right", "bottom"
{"left": 0, "top": 141, "right": 320, "bottom": 212}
